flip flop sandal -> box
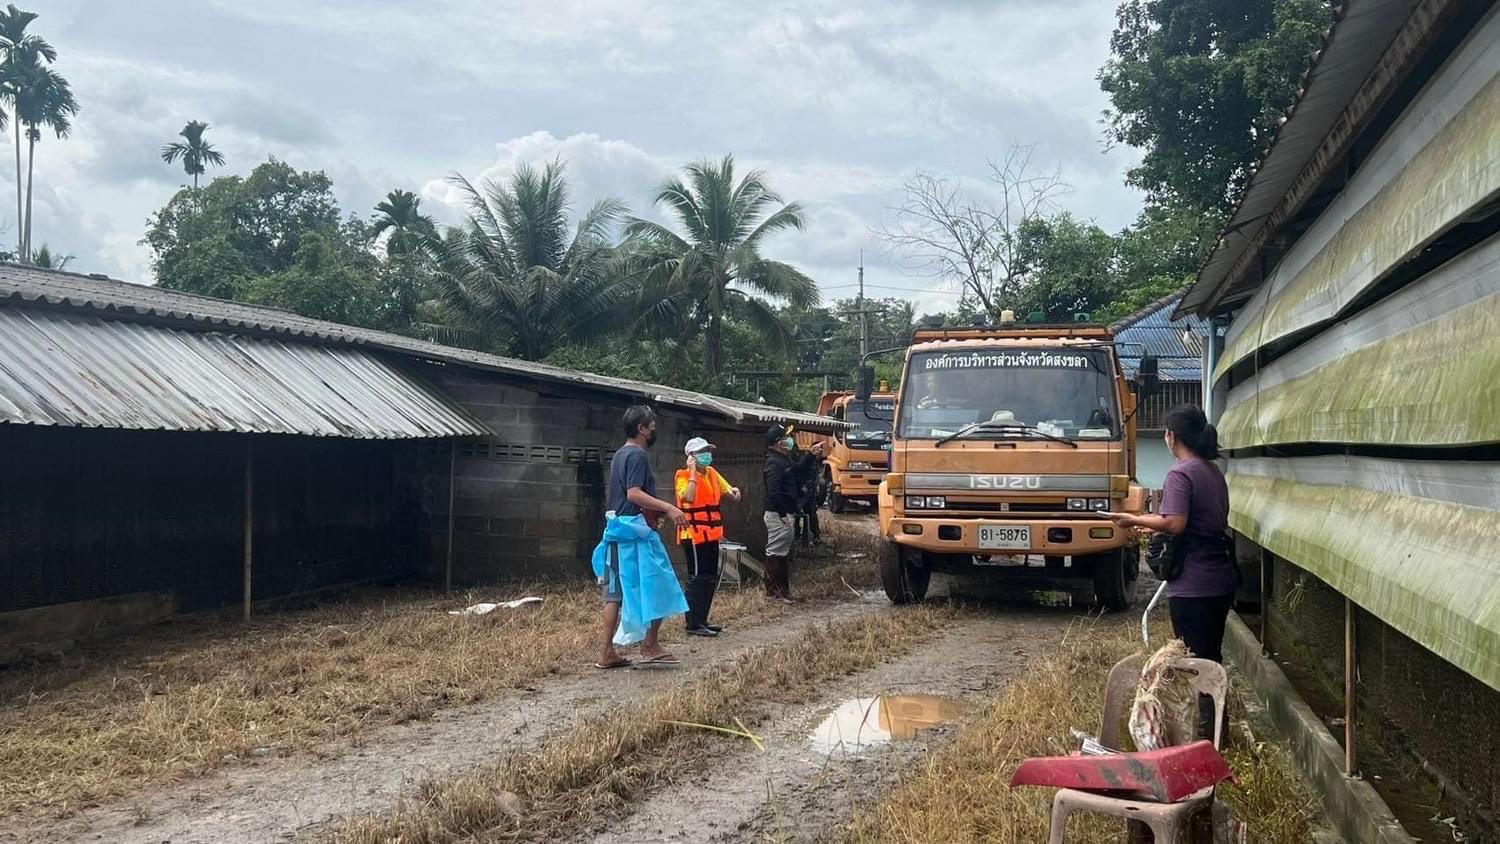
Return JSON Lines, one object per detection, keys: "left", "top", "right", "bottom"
{"left": 594, "top": 658, "right": 633, "bottom": 670}
{"left": 637, "top": 653, "right": 681, "bottom": 667}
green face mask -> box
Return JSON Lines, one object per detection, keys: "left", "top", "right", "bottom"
{"left": 695, "top": 453, "right": 714, "bottom": 467}
{"left": 782, "top": 437, "right": 796, "bottom": 450}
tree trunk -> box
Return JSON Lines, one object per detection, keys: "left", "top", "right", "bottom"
{"left": 706, "top": 275, "right": 725, "bottom": 379}
{"left": 23, "top": 132, "right": 34, "bottom": 261}
{"left": 13, "top": 120, "right": 22, "bottom": 261}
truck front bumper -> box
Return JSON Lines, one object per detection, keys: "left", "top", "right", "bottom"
{"left": 834, "top": 473, "right": 885, "bottom": 497}
{"left": 887, "top": 516, "right": 1129, "bottom": 557}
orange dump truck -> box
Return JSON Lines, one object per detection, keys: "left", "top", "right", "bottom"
{"left": 810, "top": 390, "right": 896, "bottom": 513}
{"left": 860, "top": 317, "right": 1158, "bottom": 609}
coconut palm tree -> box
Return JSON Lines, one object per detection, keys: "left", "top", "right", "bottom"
{"left": 160, "top": 120, "right": 226, "bottom": 191}
{"left": 14, "top": 60, "right": 74, "bottom": 260}
{"left": 372, "top": 189, "right": 435, "bottom": 258}
{"left": 622, "top": 155, "right": 819, "bottom": 378}
{"left": 0, "top": 4, "right": 53, "bottom": 260}
{"left": 423, "top": 160, "right": 633, "bottom": 361}
{"left": 30, "top": 241, "right": 71, "bottom": 269}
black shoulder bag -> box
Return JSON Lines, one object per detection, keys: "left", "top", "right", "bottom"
{"left": 1143, "top": 531, "right": 1187, "bottom": 581}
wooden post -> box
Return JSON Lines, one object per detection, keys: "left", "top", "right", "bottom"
{"left": 1260, "top": 548, "right": 1269, "bottom": 653}
{"left": 445, "top": 440, "right": 457, "bottom": 593}
{"left": 1345, "top": 596, "right": 1358, "bottom": 776}
{"left": 242, "top": 436, "right": 254, "bottom": 622}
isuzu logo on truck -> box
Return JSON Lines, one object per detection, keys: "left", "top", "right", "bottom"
{"left": 971, "top": 475, "right": 1043, "bottom": 490}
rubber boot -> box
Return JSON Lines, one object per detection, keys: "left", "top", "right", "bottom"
{"left": 764, "top": 556, "right": 788, "bottom": 599}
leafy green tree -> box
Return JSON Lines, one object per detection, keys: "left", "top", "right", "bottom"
{"left": 1095, "top": 203, "right": 1216, "bottom": 322}
{"left": 423, "top": 161, "right": 630, "bottom": 360}
{"left": 246, "top": 231, "right": 373, "bottom": 325}
{"left": 1012, "top": 213, "right": 1117, "bottom": 322}
{"left": 623, "top": 155, "right": 819, "bottom": 377}
{"left": 372, "top": 188, "right": 435, "bottom": 258}
{"left": 160, "top": 120, "right": 226, "bottom": 190}
{"left": 143, "top": 159, "right": 422, "bottom": 332}
{"left": 147, "top": 158, "right": 343, "bottom": 291}
{"left": 1098, "top": 0, "right": 1332, "bottom": 215}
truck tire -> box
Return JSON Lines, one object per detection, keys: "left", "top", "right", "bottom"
{"left": 880, "top": 543, "right": 929, "bottom": 604}
{"left": 1090, "top": 547, "right": 1134, "bottom": 612}
{"left": 829, "top": 486, "right": 848, "bottom": 514}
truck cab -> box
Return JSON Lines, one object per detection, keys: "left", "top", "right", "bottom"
{"left": 866, "top": 319, "right": 1155, "bottom": 609}
{"left": 815, "top": 391, "right": 896, "bottom": 512}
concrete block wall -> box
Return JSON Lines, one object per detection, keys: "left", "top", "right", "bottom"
{"left": 412, "top": 365, "right": 775, "bottom": 586}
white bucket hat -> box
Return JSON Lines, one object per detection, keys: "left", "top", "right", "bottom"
{"left": 684, "top": 436, "right": 716, "bottom": 456}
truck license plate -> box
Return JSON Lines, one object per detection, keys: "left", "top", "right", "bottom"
{"left": 978, "top": 525, "right": 1030, "bottom": 550}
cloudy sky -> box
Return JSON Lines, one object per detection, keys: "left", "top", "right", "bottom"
{"left": 25, "top": 0, "right": 1142, "bottom": 313}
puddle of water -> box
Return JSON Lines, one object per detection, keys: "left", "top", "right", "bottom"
{"left": 809, "top": 694, "right": 970, "bottom": 756}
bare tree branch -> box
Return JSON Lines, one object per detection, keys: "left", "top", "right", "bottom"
{"left": 873, "top": 144, "right": 1071, "bottom": 315}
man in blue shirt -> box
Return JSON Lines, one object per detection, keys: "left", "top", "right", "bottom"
{"left": 596, "top": 405, "right": 689, "bottom": 670}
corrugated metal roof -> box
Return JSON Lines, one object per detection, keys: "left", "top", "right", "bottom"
{"left": 0, "top": 264, "right": 845, "bottom": 433}
{"left": 1112, "top": 291, "right": 1209, "bottom": 382}
{"left": 0, "top": 307, "right": 490, "bottom": 438}
{"left": 1178, "top": 0, "right": 1437, "bottom": 317}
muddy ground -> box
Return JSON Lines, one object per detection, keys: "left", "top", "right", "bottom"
{"left": 14, "top": 514, "right": 1145, "bottom": 843}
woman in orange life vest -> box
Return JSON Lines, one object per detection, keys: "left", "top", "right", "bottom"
{"left": 675, "top": 437, "right": 742, "bottom": 637}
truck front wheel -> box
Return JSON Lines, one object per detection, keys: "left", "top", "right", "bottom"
{"left": 880, "top": 543, "right": 929, "bottom": 604}
{"left": 1087, "top": 547, "right": 1134, "bottom": 612}
{"left": 828, "top": 478, "right": 848, "bottom": 514}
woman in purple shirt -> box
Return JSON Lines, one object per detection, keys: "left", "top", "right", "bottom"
{"left": 1106, "top": 405, "right": 1237, "bottom": 663}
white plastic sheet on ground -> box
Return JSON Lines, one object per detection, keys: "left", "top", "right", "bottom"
{"left": 448, "top": 597, "right": 544, "bottom": 615}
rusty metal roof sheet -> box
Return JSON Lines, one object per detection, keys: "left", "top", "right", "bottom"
{"left": 0, "top": 263, "right": 845, "bottom": 433}
{"left": 0, "top": 307, "right": 490, "bottom": 438}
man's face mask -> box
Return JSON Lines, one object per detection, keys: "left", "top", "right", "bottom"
{"left": 782, "top": 437, "right": 796, "bottom": 450}
{"left": 644, "top": 426, "right": 658, "bottom": 448}
{"left": 695, "top": 452, "right": 713, "bottom": 467}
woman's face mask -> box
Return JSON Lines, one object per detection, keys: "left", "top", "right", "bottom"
{"left": 695, "top": 452, "right": 714, "bottom": 467}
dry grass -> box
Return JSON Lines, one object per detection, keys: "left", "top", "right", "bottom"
{"left": 0, "top": 518, "right": 883, "bottom": 823}
{"left": 330, "top": 602, "right": 958, "bottom": 843}
{"left": 845, "top": 617, "right": 1321, "bottom": 843}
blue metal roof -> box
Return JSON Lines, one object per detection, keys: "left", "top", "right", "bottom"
{"left": 1112, "top": 291, "right": 1209, "bottom": 382}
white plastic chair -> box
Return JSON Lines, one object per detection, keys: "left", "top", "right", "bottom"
{"left": 1048, "top": 657, "right": 1228, "bottom": 843}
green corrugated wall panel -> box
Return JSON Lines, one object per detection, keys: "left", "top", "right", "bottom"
{"left": 1218, "top": 290, "right": 1500, "bottom": 448}
{"left": 1229, "top": 472, "right": 1500, "bottom": 692}
{"left": 1216, "top": 72, "right": 1500, "bottom": 383}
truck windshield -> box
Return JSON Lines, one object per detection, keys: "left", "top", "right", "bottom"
{"left": 897, "top": 348, "right": 1120, "bottom": 441}
{"left": 845, "top": 398, "right": 893, "bottom": 446}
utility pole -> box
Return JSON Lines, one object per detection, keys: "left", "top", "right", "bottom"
{"left": 858, "top": 251, "right": 869, "bottom": 358}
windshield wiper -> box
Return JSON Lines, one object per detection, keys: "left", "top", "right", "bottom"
{"left": 935, "top": 420, "right": 1078, "bottom": 448}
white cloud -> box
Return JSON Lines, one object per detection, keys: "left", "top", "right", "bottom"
{"left": 30, "top": 0, "right": 1143, "bottom": 305}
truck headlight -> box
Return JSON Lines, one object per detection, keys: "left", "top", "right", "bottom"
{"left": 1067, "top": 498, "right": 1087, "bottom": 511}
{"left": 848, "top": 461, "right": 872, "bottom": 471}
{"left": 904, "top": 496, "right": 945, "bottom": 509}
{"left": 1090, "top": 498, "right": 1109, "bottom": 511}
{"left": 927, "top": 496, "right": 946, "bottom": 509}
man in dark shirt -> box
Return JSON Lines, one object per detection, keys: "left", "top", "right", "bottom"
{"left": 793, "top": 442, "right": 826, "bottom": 546}
{"left": 596, "top": 405, "right": 688, "bottom": 670}
{"left": 762, "top": 424, "right": 802, "bottom": 601}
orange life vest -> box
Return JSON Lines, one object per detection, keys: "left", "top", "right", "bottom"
{"left": 675, "top": 466, "right": 726, "bottom": 544}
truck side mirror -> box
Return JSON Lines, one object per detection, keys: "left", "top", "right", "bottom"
{"left": 856, "top": 366, "right": 875, "bottom": 401}
{"left": 1137, "top": 356, "right": 1160, "bottom": 398}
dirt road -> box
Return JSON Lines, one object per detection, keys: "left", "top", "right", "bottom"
{"left": 581, "top": 592, "right": 1113, "bottom": 843}
{"left": 21, "top": 515, "right": 1143, "bottom": 843}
